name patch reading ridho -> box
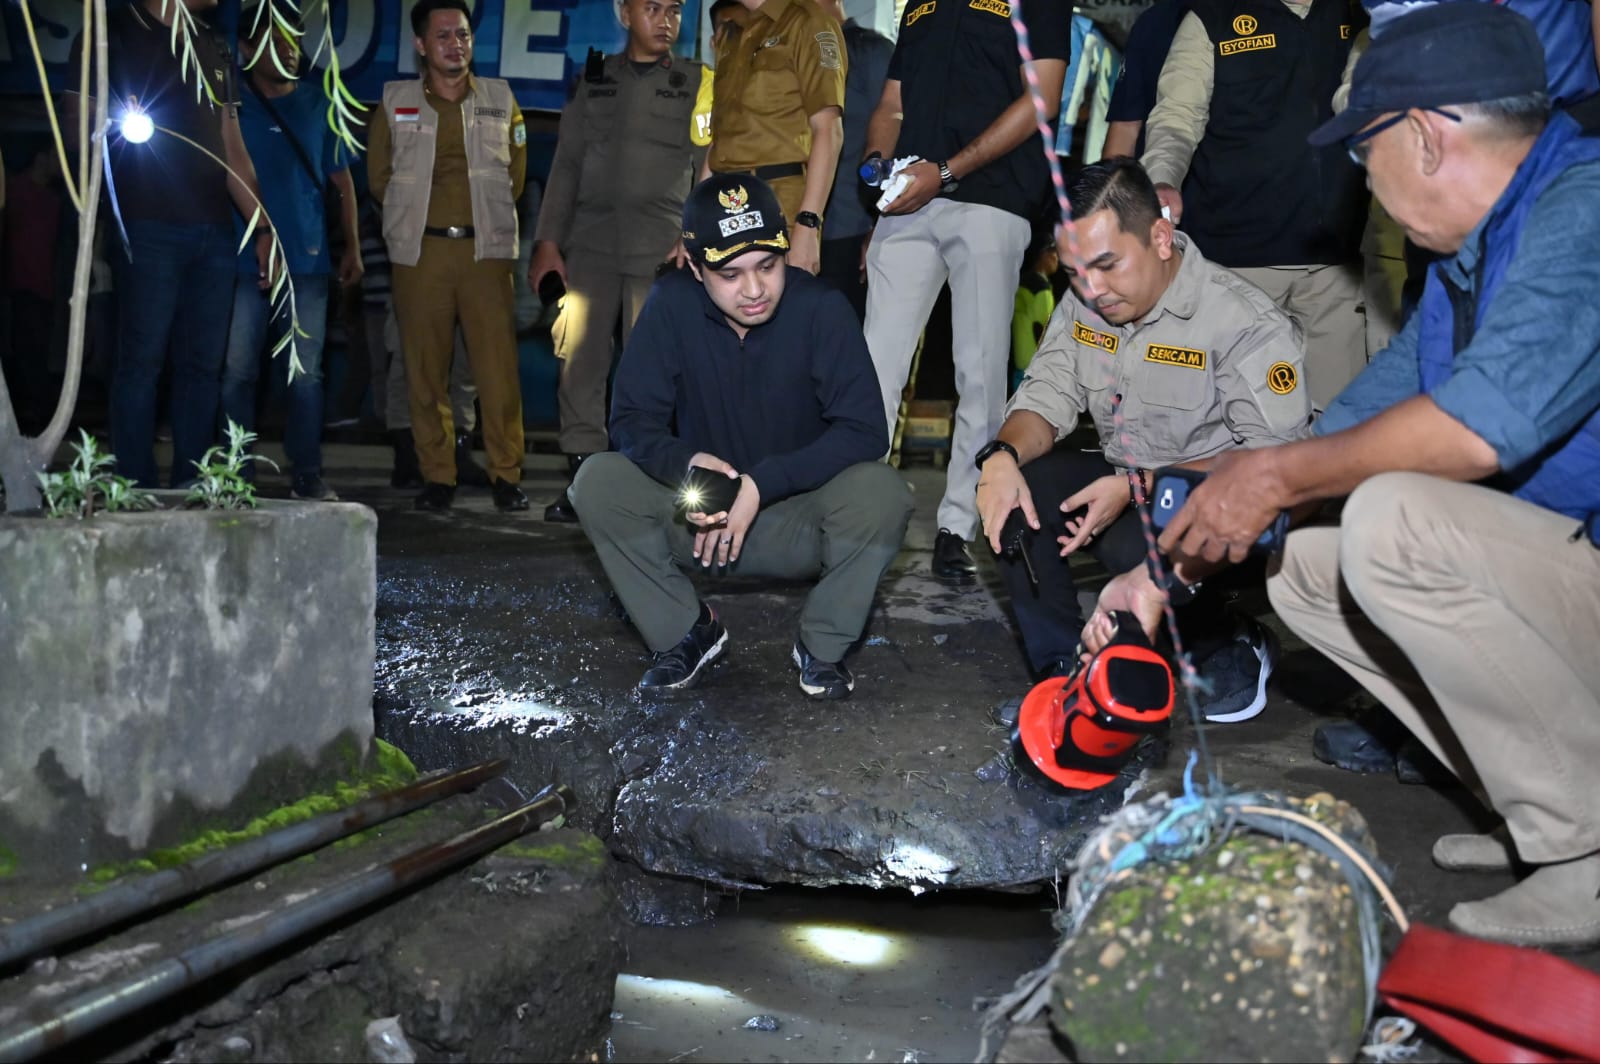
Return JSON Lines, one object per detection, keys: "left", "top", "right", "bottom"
{"left": 1145, "top": 343, "right": 1207, "bottom": 370}
{"left": 1220, "top": 33, "right": 1276, "bottom": 55}
{"left": 1072, "top": 321, "right": 1119, "bottom": 353}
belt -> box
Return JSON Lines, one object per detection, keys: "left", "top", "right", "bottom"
{"left": 424, "top": 225, "right": 475, "bottom": 239}
{"left": 719, "top": 162, "right": 806, "bottom": 182}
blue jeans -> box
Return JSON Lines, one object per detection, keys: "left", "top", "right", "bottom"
{"left": 221, "top": 274, "right": 329, "bottom": 478}
{"left": 111, "top": 221, "right": 235, "bottom": 488}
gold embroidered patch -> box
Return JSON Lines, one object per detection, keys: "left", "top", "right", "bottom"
{"left": 1219, "top": 33, "right": 1276, "bottom": 55}
{"left": 1340, "top": 23, "right": 1352, "bottom": 39}
{"left": 905, "top": 0, "right": 936, "bottom": 25}
{"left": 969, "top": 0, "right": 1011, "bottom": 16}
{"left": 1072, "top": 320, "right": 1119, "bottom": 354}
{"left": 1232, "top": 14, "right": 1257, "bottom": 35}
{"left": 1145, "top": 343, "right": 1207, "bottom": 370}
{"left": 1267, "top": 361, "right": 1298, "bottom": 395}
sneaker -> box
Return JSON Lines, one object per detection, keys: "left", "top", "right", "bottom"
{"left": 1311, "top": 708, "right": 1409, "bottom": 774}
{"left": 491, "top": 478, "right": 529, "bottom": 512}
{"left": 1193, "top": 617, "right": 1277, "bottom": 723}
{"left": 639, "top": 606, "right": 728, "bottom": 691}
{"left": 290, "top": 474, "right": 339, "bottom": 501}
{"left": 791, "top": 639, "right": 854, "bottom": 700}
{"left": 414, "top": 482, "right": 455, "bottom": 512}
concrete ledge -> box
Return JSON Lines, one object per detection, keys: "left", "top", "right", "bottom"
{"left": 0, "top": 499, "right": 378, "bottom": 880}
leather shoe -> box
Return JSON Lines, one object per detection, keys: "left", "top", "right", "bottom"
{"left": 544, "top": 491, "right": 578, "bottom": 523}
{"left": 414, "top": 482, "right": 455, "bottom": 512}
{"left": 932, "top": 527, "right": 976, "bottom": 581}
{"left": 1434, "top": 827, "right": 1516, "bottom": 872}
{"left": 492, "top": 478, "right": 529, "bottom": 512}
{"left": 1448, "top": 853, "right": 1600, "bottom": 949}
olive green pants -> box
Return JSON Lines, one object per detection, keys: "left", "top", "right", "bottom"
{"left": 569, "top": 453, "right": 914, "bottom": 661}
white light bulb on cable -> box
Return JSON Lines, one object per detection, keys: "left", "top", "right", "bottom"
{"left": 121, "top": 100, "right": 154, "bottom": 144}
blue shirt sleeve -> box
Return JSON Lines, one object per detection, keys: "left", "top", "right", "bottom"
{"left": 1314, "top": 309, "right": 1423, "bottom": 436}
{"left": 746, "top": 289, "right": 888, "bottom": 502}
{"left": 609, "top": 289, "right": 700, "bottom": 487}
{"left": 1427, "top": 162, "right": 1600, "bottom": 469}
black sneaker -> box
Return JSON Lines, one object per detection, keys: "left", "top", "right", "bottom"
{"left": 1311, "top": 708, "right": 1409, "bottom": 774}
{"left": 414, "top": 482, "right": 455, "bottom": 512}
{"left": 1193, "top": 616, "right": 1277, "bottom": 723}
{"left": 290, "top": 474, "right": 339, "bottom": 501}
{"left": 491, "top": 478, "right": 529, "bottom": 512}
{"left": 639, "top": 606, "right": 728, "bottom": 691}
{"left": 791, "top": 639, "right": 854, "bottom": 700}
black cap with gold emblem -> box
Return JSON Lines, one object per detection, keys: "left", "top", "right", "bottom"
{"left": 681, "top": 174, "right": 790, "bottom": 266}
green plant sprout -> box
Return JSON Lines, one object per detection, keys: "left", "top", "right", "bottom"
{"left": 186, "top": 419, "right": 278, "bottom": 510}
{"left": 38, "top": 429, "right": 158, "bottom": 519}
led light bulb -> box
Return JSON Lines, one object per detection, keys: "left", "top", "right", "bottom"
{"left": 680, "top": 487, "right": 703, "bottom": 511}
{"left": 122, "top": 103, "right": 154, "bottom": 144}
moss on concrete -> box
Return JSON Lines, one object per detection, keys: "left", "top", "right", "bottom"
{"left": 83, "top": 740, "right": 419, "bottom": 888}
{"left": 0, "top": 844, "right": 17, "bottom": 879}
{"left": 498, "top": 833, "right": 607, "bottom": 868}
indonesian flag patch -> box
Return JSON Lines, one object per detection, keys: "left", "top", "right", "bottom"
{"left": 394, "top": 107, "right": 420, "bottom": 123}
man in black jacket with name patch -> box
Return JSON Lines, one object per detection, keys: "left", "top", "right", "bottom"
{"left": 568, "top": 176, "right": 913, "bottom": 701}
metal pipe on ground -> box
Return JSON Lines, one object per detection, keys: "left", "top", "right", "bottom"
{"left": 0, "top": 783, "right": 576, "bottom": 1063}
{"left": 0, "top": 759, "right": 509, "bottom": 973}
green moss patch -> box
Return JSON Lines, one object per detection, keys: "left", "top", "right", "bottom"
{"left": 497, "top": 834, "right": 607, "bottom": 868}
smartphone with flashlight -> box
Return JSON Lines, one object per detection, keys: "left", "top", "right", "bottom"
{"left": 677, "top": 466, "right": 740, "bottom": 518}
{"left": 1149, "top": 467, "right": 1289, "bottom": 554}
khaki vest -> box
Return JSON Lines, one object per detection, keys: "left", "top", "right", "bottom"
{"left": 380, "top": 77, "right": 519, "bottom": 266}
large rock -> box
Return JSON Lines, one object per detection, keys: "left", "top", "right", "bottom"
{"left": 0, "top": 500, "right": 377, "bottom": 879}
{"left": 373, "top": 512, "right": 1151, "bottom": 893}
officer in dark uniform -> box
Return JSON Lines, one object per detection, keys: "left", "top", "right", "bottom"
{"left": 531, "top": 0, "right": 712, "bottom": 522}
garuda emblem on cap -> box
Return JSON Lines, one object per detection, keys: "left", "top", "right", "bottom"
{"left": 718, "top": 186, "right": 750, "bottom": 214}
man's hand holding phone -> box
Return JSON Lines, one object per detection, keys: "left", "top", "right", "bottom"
{"left": 682, "top": 454, "right": 760, "bottom": 568}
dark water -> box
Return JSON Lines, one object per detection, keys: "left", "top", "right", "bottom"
{"left": 608, "top": 886, "right": 1058, "bottom": 1064}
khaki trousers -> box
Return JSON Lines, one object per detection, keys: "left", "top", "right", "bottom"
{"left": 391, "top": 237, "right": 524, "bottom": 485}
{"left": 1267, "top": 473, "right": 1600, "bottom": 864}
{"left": 569, "top": 453, "right": 914, "bottom": 662}
{"left": 553, "top": 253, "right": 653, "bottom": 455}
{"left": 1234, "top": 262, "right": 1365, "bottom": 411}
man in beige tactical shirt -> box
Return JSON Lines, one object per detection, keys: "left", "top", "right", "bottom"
{"left": 530, "top": 0, "right": 713, "bottom": 522}
{"left": 975, "top": 159, "right": 1311, "bottom": 725}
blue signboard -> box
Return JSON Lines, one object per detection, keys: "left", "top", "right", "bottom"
{"left": 0, "top": 0, "right": 706, "bottom": 112}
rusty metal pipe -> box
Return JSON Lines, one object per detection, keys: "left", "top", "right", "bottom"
{"left": 0, "top": 783, "right": 575, "bottom": 1063}
{"left": 0, "top": 758, "right": 509, "bottom": 972}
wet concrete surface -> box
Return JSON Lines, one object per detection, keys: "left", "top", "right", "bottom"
{"left": 298, "top": 441, "right": 1599, "bottom": 1060}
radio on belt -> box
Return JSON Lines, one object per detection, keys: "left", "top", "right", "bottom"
{"left": 1148, "top": 466, "right": 1290, "bottom": 554}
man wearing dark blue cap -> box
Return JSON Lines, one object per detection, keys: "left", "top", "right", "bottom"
{"left": 1080, "top": 3, "right": 1600, "bottom": 949}
{"left": 567, "top": 175, "right": 912, "bottom": 701}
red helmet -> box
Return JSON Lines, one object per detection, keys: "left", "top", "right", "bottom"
{"left": 1015, "top": 614, "right": 1174, "bottom": 790}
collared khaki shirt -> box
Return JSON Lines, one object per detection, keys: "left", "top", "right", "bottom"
{"left": 707, "top": 0, "right": 846, "bottom": 173}
{"left": 1007, "top": 232, "right": 1312, "bottom": 470}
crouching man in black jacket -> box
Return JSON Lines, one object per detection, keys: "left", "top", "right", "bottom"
{"left": 568, "top": 176, "right": 913, "bottom": 700}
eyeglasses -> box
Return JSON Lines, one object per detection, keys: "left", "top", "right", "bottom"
{"left": 1345, "top": 108, "right": 1461, "bottom": 166}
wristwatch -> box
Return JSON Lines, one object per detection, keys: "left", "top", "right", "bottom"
{"left": 973, "top": 439, "right": 1019, "bottom": 471}
{"left": 937, "top": 160, "right": 959, "bottom": 193}
{"left": 1149, "top": 552, "right": 1203, "bottom": 606}
{"left": 794, "top": 210, "right": 823, "bottom": 230}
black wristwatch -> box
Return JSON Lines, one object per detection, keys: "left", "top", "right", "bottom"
{"left": 794, "top": 210, "right": 823, "bottom": 230}
{"left": 974, "top": 439, "right": 1019, "bottom": 471}
{"left": 937, "top": 160, "right": 959, "bottom": 193}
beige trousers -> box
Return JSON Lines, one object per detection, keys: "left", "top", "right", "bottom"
{"left": 1267, "top": 473, "right": 1600, "bottom": 864}
{"left": 553, "top": 252, "right": 653, "bottom": 455}
{"left": 1234, "top": 262, "right": 1365, "bottom": 412}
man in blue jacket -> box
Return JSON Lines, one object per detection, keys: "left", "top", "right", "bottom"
{"left": 568, "top": 176, "right": 913, "bottom": 700}
{"left": 1084, "top": 5, "right": 1600, "bottom": 949}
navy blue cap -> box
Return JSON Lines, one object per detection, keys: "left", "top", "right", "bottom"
{"left": 681, "top": 175, "right": 790, "bottom": 266}
{"left": 1308, "top": 2, "right": 1547, "bottom": 147}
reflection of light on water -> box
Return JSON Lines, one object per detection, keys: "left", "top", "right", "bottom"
{"left": 444, "top": 697, "right": 573, "bottom": 734}
{"left": 615, "top": 974, "right": 748, "bottom": 1007}
{"left": 793, "top": 925, "right": 898, "bottom": 967}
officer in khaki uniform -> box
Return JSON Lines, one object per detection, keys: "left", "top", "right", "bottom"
{"left": 975, "top": 159, "right": 1310, "bottom": 724}
{"left": 530, "top": 0, "right": 713, "bottom": 523}
{"left": 708, "top": 0, "right": 846, "bottom": 274}
{"left": 369, "top": 0, "right": 528, "bottom": 513}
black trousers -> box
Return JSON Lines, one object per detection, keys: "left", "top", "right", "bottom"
{"left": 996, "top": 448, "right": 1234, "bottom": 673}
{"left": 818, "top": 235, "right": 868, "bottom": 323}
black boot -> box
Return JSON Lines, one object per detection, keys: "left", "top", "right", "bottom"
{"left": 543, "top": 452, "right": 591, "bottom": 523}
{"left": 390, "top": 429, "right": 423, "bottom": 489}
{"left": 455, "top": 431, "right": 491, "bottom": 487}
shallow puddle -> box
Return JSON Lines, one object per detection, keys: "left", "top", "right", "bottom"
{"left": 609, "top": 886, "right": 1058, "bottom": 1064}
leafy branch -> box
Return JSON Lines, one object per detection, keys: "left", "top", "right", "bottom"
{"left": 38, "top": 430, "right": 158, "bottom": 518}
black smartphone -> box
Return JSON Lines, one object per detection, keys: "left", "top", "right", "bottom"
{"left": 677, "top": 466, "right": 740, "bottom": 517}
{"left": 1149, "top": 467, "right": 1289, "bottom": 554}
{"left": 537, "top": 271, "right": 566, "bottom": 306}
